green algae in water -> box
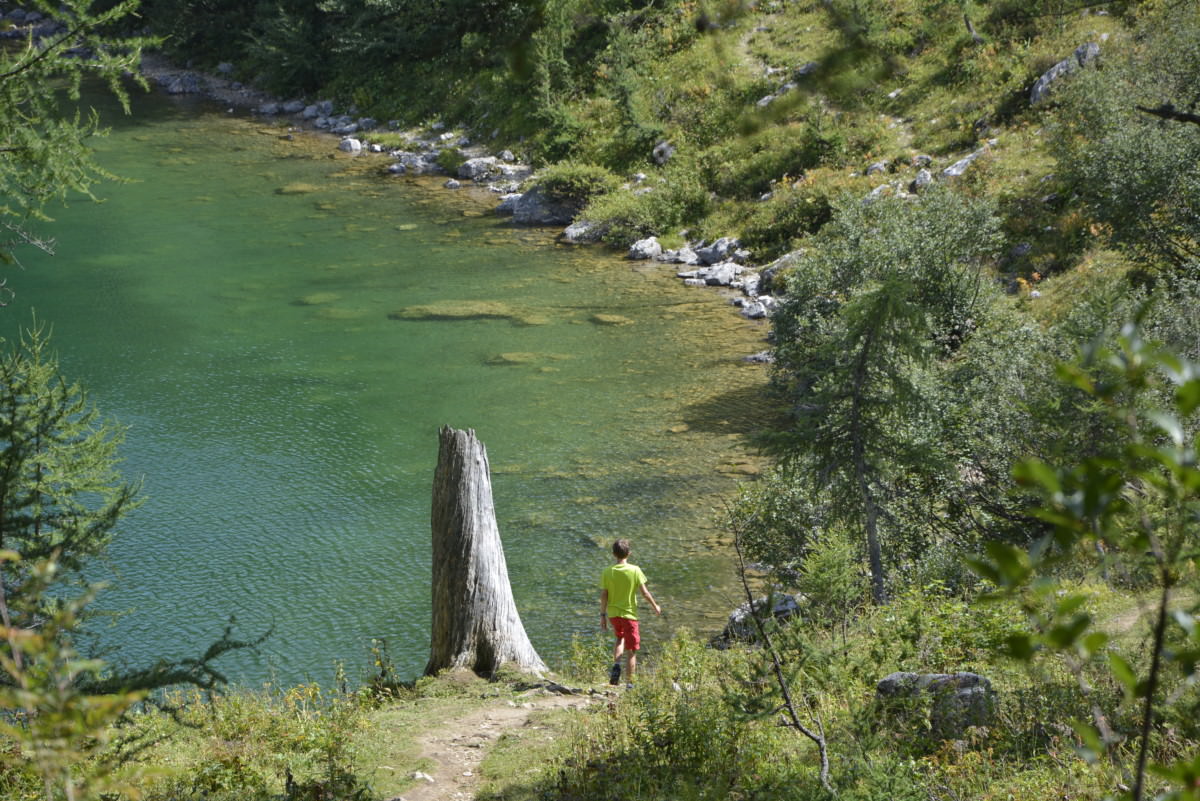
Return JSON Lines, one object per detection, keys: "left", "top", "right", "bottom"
{"left": 1, "top": 88, "right": 775, "bottom": 686}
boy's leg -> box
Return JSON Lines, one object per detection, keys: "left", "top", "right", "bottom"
{"left": 627, "top": 650, "right": 637, "bottom": 680}
{"left": 609, "top": 624, "right": 625, "bottom": 685}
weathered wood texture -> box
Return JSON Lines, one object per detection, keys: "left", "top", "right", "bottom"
{"left": 426, "top": 426, "right": 547, "bottom": 677}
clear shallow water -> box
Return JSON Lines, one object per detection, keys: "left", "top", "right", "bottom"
{"left": 2, "top": 88, "right": 774, "bottom": 686}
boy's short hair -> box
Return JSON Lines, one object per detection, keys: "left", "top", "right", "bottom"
{"left": 612, "top": 539, "right": 631, "bottom": 559}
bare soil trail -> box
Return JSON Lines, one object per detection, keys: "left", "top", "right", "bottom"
{"left": 392, "top": 687, "right": 600, "bottom": 801}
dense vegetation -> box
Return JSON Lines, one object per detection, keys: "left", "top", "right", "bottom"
{"left": 3, "top": 0, "right": 1199, "bottom": 799}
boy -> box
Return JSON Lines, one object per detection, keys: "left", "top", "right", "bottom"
{"left": 600, "top": 538, "right": 662, "bottom": 686}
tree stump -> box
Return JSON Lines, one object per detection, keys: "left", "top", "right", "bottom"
{"left": 426, "top": 426, "right": 547, "bottom": 677}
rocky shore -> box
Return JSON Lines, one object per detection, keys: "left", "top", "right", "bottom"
{"left": 136, "top": 50, "right": 781, "bottom": 358}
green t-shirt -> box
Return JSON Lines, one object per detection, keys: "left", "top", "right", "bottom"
{"left": 600, "top": 562, "right": 647, "bottom": 620}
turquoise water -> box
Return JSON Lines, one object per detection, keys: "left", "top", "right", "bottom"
{"left": 1, "top": 88, "right": 773, "bottom": 686}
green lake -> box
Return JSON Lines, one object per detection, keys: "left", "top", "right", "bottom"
{"left": 1, "top": 88, "right": 775, "bottom": 686}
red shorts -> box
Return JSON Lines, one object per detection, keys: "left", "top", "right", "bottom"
{"left": 609, "top": 617, "right": 640, "bottom": 651}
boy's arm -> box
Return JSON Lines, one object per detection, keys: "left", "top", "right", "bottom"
{"left": 599, "top": 589, "right": 609, "bottom": 631}
{"left": 640, "top": 584, "right": 662, "bottom": 615}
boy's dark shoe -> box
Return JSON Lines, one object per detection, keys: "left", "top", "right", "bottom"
{"left": 608, "top": 662, "right": 621, "bottom": 685}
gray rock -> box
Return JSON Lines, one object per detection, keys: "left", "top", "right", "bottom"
{"left": 1030, "top": 42, "right": 1101, "bottom": 105}
{"left": 458, "top": 157, "right": 501, "bottom": 182}
{"left": 165, "top": 74, "right": 202, "bottom": 94}
{"left": 759, "top": 250, "right": 804, "bottom": 295}
{"left": 683, "top": 278, "right": 708, "bottom": 288}
{"left": 216, "top": 62, "right": 234, "bottom": 74}
{"left": 338, "top": 137, "right": 362, "bottom": 154}
{"left": 628, "top": 236, "right": 662, "bottom": 260}
{"left": 695, "top": 237, "right": 741, "bottom": 265}
{"left": 658, "top": 246, "right": 700, "bottom": 266}
{"left": 512, "top": 186, "right": 578, "bottom": 226}
{"left": 399, "top": 151, "right": 442, "bottom": 175}
{"left": 563, "top": 220, "right": 604, "bottom": 243}
{"left": 332, "top": 122, "right": 359, "bottom": 135}
{"left": 302, "top": 104, "right": 319, "bottom": 119}
{"left": 316, "top": 100, "right": 334, "bottom": 116}
{"left": 795, "top": 61, "right": 819, "bottom": 77}
{"left": 1009, "top": 242, "right": 1033, "bottom": 259}
{"left": 912, "top": 154, "right": 933, "bottom": 168}
{"left": 909, "top": 168, "right": 933, "bottom": 193}
{"left": 497, "top": 163, "right": 533, "bottom": 182}
{"left": 741, "top": 301, "right": 768, "bottom": 319}
{"left": 701, "top": 262, "right": 742, "bottom": 286}
{"left": 258, "top": 101, "right": 281, "bottom": 115}
{"left": 386, "top": 162, "right": 407, "bottom": 175}
{"left": 313, "top": 116, "right": 332, "bottom": 130}
{"left": 876, "top": 672, "right": 996, "bottom": 739}
{"left": 741, "top": 273, "right": 761, "bottom": 296}
{"left": 716, "top": 594, "right": 802, "bottom": 646}
{"left": 942, "top": 147, "right": 986, "bottom": 178}
{"left": 358, "top": 117, "right": 377, "bottom": 131}
{"left": 865, "top": 184, "right": 893, "bottom": 203}
{"left": 444, "top": 178, "right": 461, "bottom": 189}
{"left": 282, "top": 100, "right": 306, "bottom": 114}
{"left": 430, "top": 120, "right": 445, "bottom": 131}
{"left": 866, "top": 161, "right": 889, "bottom": 176}
{"left": 756, "top": 93, "right": 778, "bottom": 108}
{"left": 652, "top": 140, "right": 675, "bottom": 166}
{"left": 495, "top": 193, "right": 521, "bottom": 215}
{"left": 499, "top": 149, "right": 515, "bottom": 162}
{"left": 744, "top": 350, "right": 775, "bottom": 364}
{"left": 369, "top": 143, "right": 384, "bottom": 153}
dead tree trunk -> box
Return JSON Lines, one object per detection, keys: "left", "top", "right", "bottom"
{"left": 426, "top": 426, "right": 547, "bottom": 677}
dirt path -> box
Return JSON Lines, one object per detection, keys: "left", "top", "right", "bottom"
{"left": 395, "top": 688, "right": 598, "bottom": 801}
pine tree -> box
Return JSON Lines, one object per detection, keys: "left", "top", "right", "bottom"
{"left": 0, "top": 323, "right": 138, "bottom": 617}
{"left": 1, "top": 0, "right": 151, "bottom": 289}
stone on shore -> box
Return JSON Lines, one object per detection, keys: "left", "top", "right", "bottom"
{"left": 338, "top": 137, "right": 362, "bottom": 154}
{"left": 165, "top": 73, "right": 202, "bottom": 94}
{"left": 628, "top": 236, "right": 662, "bottom": 260}
{"left": 512, "top": 186, "right": 578, "bottom": 226}
{"left": 458, "top": 157, "right": 501, "bottom": 182}
{"left": 495, "top": 193, "right": 521, "bottom": 215}
{"left": 695, "top": 237, "right": 741, "bottom": 265}
{"left": 563, "top": 220, "right": 605, "bottom": 243}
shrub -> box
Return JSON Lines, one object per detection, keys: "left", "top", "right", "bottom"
{"left": 731, "top": 177, "right": 847, "bottom": 259}
{"left": 581, "top": 171, "right": 711, "bottom": 247}
{"left": 533, "top": 161, "right": 620, "bottom": 206}
{"left": 435, "top": 148, "right": 467, "bottom": 174}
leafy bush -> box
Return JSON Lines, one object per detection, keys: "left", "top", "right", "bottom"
{"left": 581, "top": 171, "right": 711, "bottom": 247}
{"left": 1050, "top": 2, "right": 1200, "bottom": 277}
{"left": 435, "top": 148, "right": 468, "bottom": 175}
{"left": 733, "top": 180, "right": 838, "bottom": 259}
{"left": 532, "top": 161, "right": 620, "bottom": 206}
{"left": 119, "top": 682, "right": 374, "bottom": 801}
